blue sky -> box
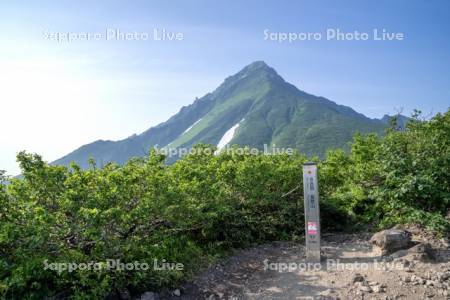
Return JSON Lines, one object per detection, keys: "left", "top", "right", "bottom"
{"left": 1, "top": 0, "right": 449, "bottom": 175}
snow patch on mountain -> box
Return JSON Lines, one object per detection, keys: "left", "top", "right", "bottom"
{"left": 165, "top": 118, "right": 203, "bottom": 148}
{"left": 217, "top": 120, "right": 243, "bottom": 150}
{"left": 182, "top": 118, "right": 202, "bottom": 135}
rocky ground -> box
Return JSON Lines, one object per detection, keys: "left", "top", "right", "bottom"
{"left": 141, "top": 226, "right": 450, "bottom": 300}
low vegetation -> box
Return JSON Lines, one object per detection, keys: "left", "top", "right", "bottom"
{"left": 0, "top": 110, "right": 449, "bottom": 299}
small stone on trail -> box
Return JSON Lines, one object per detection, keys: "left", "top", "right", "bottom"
{"left": 266, "top": 286, "right": 283, "bottom": 293}
{"left": 352, "top": 273, "right": 365, "bottom": 283}
{"left": 440, "top": 272, "right": 450, "bottom": 281}
{"left": 372, "top": 285, "right": 385, "bottom": 293}
{"left": 358, "top": 284, "right": 373, "bottom": 293}
{"left": 425, "top": 280, "right": 436, "bottom": 286}
{"left": 320, "top": 289, "right": 332, "bottom": 296}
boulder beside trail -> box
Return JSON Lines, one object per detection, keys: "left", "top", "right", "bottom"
{"left": 390, "top": 242, "right": 435, "bottom": 261}
{"left": 370, "top": 229, "right": 412, "bottom": 256}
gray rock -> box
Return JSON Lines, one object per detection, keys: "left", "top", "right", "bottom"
{"left": 119, "top": 290, "right": 131, "bottom": 300}
{"left": 440, "top": 272, "right": 450, "bottom": 281}
{"left": 411, "top": 275, "right": 425, "bottom": 285}
{"left": 358, "top": 285, "right": 373, "bottom": 293}
{"left": 140, "top": 291, "right": 159, "bottom": 300}
{"left": 372, "top": 284, "right": 386, "bottom": 293}
{"left": 320, "top": 289, "right": 332, "bottom": 296}
{"left": 173, "top": 289, "right": 181, "bottom": 297}
{"left": 407, "top": 243, "right": 434, "bottom": 261}
{"left": 352, "top": 273, "right": 365, "bottom": 283}
{"left": 425, "top": 280, "right": 436, "bottom": 286}
{"left": 370, "top": 229, "right": 412, "bottom": 256}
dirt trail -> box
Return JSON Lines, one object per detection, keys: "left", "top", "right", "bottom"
{"left": 159, "top": 231, "right": 450, "bottom": 300}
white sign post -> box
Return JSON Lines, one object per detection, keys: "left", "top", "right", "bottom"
{"left": 303, "top": 162, "right": 321, "bottom": 262}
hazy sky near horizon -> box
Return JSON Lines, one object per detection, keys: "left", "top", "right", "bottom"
{"left": 1, "top": 0, "right": 449, "bottom": 175}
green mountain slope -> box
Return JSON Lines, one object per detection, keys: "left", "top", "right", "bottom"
{"left": 52, "top": 61, "right": 389, "bottom": 168}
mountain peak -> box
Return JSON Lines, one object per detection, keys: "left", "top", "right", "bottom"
{"left": 52, "top": 61, "right": 389, "bottom": 168}
{"left": 232, "top": 60, "right": 283, "bottom": 84}
{"left": 245, "top": 60, "right": 269, "bottom": 69}
{"left": 241, "top": 60, "right": 274, "bottom": 74}
{"left": 212, "top": 61, "right": 282, "bottom": 98}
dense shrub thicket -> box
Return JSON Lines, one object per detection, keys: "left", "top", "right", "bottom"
{"left": 0, "top": 110, "right": 449, "bottom": 299}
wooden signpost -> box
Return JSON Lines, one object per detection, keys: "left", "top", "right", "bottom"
{"left": 303, "top": 162, "right": 321, "bottom": 262}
